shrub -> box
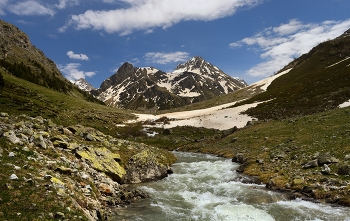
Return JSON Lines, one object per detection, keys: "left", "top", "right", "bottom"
{"left": 116, "top": 122, "right": 146, "bottom": 138}
{"left": 0, "top": 71, "right": 4, "bottom": 89}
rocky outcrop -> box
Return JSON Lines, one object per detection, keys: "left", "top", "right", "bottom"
{"left": 0, "top": 112, "right": 176, "bottom": 220}
{"left": 76, "top": 146, "right": 125, "bottom": 183}
{"left": 122, "top": 148, "right": 173, "bottom": 183}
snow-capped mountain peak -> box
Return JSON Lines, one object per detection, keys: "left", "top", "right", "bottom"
{"left": 74, "top": 78, "right": 95, "bottom": 92}
{"left": 91, "top": 57, "right": 247, "bottom": 110}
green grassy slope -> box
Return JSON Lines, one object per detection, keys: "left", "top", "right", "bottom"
{"left": 240, "top": 30, "right": 350, "bottom": 119}
{"left": 0, "top": 71, "right": 134, "bottom": 135}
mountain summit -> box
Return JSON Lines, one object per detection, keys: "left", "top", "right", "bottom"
{"left": 91, "top": 57, "right": 247, "bottom": 111}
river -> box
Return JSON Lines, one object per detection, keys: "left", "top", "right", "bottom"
{"left": 114, "top": 152, "right": 350, "bottom": 221}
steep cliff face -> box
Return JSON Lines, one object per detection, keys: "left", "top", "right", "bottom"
{"left": 0, "top": 20, "right": 62, "bottom": 78}
{"left": 0, "top": 19, "right": 73, "bottom": 92}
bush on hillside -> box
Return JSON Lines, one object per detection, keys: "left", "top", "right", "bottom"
{"left": 0, "top": 71, "right": 4, "bottom": 89}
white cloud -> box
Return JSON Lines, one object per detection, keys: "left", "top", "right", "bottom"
{"left": 55, "top": 0, "right": 79, "bottom": 9}
{"left": 230, "top": 19, "right": 350, "bottom": 77}
{"left": 59, "top": 63, "right": 96, "bottom": 81}
{"left": 8, "top": 0, "right": 55, "bottom": 16}
{"left": 67, "top": 51, "right": 89, "bottom": 60}
{"left": 145, "top": 51, "right": 189, "bottom": 64}
{"left": 61, "top": 0, "right": 262, "bottom": 34}
{"left": 0, "top": 0, "right": 9, "bottom": 15}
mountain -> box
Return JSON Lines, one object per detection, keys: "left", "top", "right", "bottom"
{"left": 74, "top": 78, "right": 95, "bottom": 91}
{"left": 91, "top": 56, "right": 247, "bottom": 111}
{"left": 240, "top": 28, "right": 350, "bottom": 120}
{"left": 0, "top": 20, "right": 72, "bottom": 93}
{"left": 0, "top": 19, "right": 102, "bottom": 104}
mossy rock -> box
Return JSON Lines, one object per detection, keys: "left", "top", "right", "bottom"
{"left": 76, "top": 147, "right": 126, "bottom": 183}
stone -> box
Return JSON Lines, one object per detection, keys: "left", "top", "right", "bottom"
{"left": 53, "top": 140, "right": 68, "bottom": 149}
{"left": 321, "top": 164, "right": 331, "bottom": 175}
{"left": 302, "top": 159, "right": 318, "bottom": 168}
{"left": 62, "top": 128, "right": 73, "bottom": 136}
{"left": 317, "top": 153, "right": 339, "bottom": 165}
{"left": 266, "top": 179, "right": 276, "bottom": 189}
{"left": 256, "top": 159, "right": 264, "bottom": 164}
{"left": 50, "top": 177, "right": 65, "bottom": 187}
{"left": 232, "top": 153, "right": 247, "bottom": 164}
{"left": 9, "top": 174, "right": 18, "bottom": 180}
{"left": 98, "top": 183, "right": 114, "bottom": 195}
{"left": 292, "top": 178, "right": 304, "bottom": 186}
{"left": 55, "top": 166, "right": 73, "bottom": 175}
{"left": 3, "top": 131, "right": 21, "bottom": 144}
{"left": 34, "top": 135, "right": 47, "bottom": 149}
{"left": 121, "top": 148, "right": 171, "bottom": 184}
{"left": 0, "top": 112, "right": 9, "bottom": 117}
{"left": 22, "top": 128, "right": 34, "bottom": 136}
{"left": 52, "top": 134, "right": 68, "bottom": 142}
{"left": 76, "top": 147, "right": 126, "bottom": 183}
{"left": 221, "top": 126, "right": 238, "bottom": 138}
{"left": 338, "top": 165, "right": 350, "bottom": 175}
{"left": 47, "top": 119, "right": 56, "bottom": 128}
{"left": 54, "top": 212, "right": 65, "bottom": 219}
{"left": 8, "top": 152, "right": 15, "bottom": 157}
{"left": 84, "top": 133, "right": 96, "bottom": 141}
{"left": 68, "top": 142, "right": 80, "bottom": 151}
{"left": 67, "top": 126, "right": 78, "bottom": 134}
{"left": 345, "top": 155, "right": 350, "bottom": 161}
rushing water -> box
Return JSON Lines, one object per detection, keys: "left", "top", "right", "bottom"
{"left": 114, "top": 152, "right": 350, "bottom": 221}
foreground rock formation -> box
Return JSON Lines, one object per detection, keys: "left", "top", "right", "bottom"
{"left": 0, "top": 112, "right": 176, "bottom": 220}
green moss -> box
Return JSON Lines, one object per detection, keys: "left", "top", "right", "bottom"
{"left": 76, "top": 147, "right": 126, "bottom": 182}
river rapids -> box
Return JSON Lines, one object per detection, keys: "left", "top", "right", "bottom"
{"left": 114, "top": 152, "right": 350, "bottom": 221}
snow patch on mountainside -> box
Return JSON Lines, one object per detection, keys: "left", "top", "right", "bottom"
{"left": 339, "top": 100, "right": 350, "bottom": 108}
{"left": 325, "top": 57, "right": 350, "bottom": 68}
{"left": 249, "top": 68, "right": 292, "bottom": 91}
{"left": 131, "top": 100, "right": 262, "bottom": 130}
{"left": 177, "top": 87, "right": 201, "bottom": 97}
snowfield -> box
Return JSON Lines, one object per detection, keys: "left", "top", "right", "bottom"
{"left": 129, "top": 72, "right": 290, "bottom": 130}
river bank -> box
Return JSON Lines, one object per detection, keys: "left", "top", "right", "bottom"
{"left": 129, "top": 106, "right": 350, "bottom": 208}
{"left": 0, "top": 113, "right": 176, "bottom": 220}
{"left": 114, "top": 151, "right": 350, "bottom": 221}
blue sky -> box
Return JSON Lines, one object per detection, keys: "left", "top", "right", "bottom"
{"left": 1, "top": 0, "right": 350, "bottom": 88}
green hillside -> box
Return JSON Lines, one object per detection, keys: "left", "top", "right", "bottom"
{"left": 240, "top": 29, "right": 350, "bottom": 119}
{"left": 0, "top": 70, "right": 134, "bottom": 135}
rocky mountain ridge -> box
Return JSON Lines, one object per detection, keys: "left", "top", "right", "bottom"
{"left": 90, "top": 56, "right": 247, "bottom": 111}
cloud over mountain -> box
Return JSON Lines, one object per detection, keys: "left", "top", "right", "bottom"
{"left": 145, "top": 51, "right": 189, "bottom": 64}
{"left": 59, "top": 63, "right": 96, "bottom": 82}
{"left": 230, "top": 19, "right": 350, "bottom": 77}
{"left": 60, "top": 0, "right": 262, "bottom": 34}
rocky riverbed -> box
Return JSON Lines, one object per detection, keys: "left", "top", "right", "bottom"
{"left": 0, "top": 112, "right": 176, "bottom": 220}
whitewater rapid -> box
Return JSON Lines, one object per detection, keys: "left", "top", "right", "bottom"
{"left": 114, "top": 152, "right": 350, "bottom": 221}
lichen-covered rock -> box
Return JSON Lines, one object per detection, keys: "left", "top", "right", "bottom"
{"left": 232, "top": 153, "right": 247, "bottom": 164}
{"left": 76, "top": 146, "right": 125, "bottom": 183}
{"left": 292, "top": 177, "right": 304, "bottom": 187}
{"left": 338, "top": 165, "right": 350, "bottom": 175}
{"left": 317, "top": 153, "right": 340, "bottom": 165}
{"left": 121, "top": 148, "right": 172, "bottom": 184}
{"left": 302, "top": 159, "right": 319, "bottom": 168}
{"left": 3, "top": 130, "right": 21, "bottom": 144}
